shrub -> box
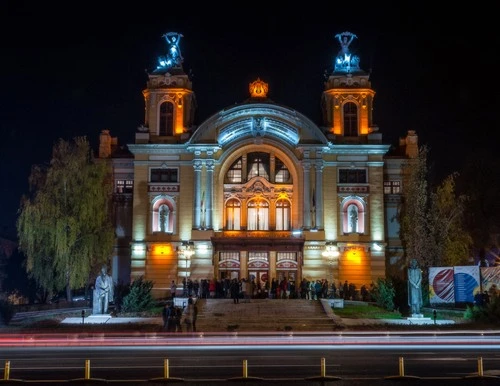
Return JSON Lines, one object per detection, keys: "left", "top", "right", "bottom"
{"left": 120, "top": 276, "right": 155, "bottom": 313}
{"left": 0, "top": 299, "right": 16, "bottom": 325}
{"left": 464, "top": 296, "right": 500, "bottom": 323}
{"left": 370, "top": 278, "right": 395, "bottom": 312}
{"left": 112, "top": 280, "right": 131, "bottom": 313}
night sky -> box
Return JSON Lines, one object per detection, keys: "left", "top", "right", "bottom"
{"left": 1, "top": 2, "right": 497, "bottom": 239}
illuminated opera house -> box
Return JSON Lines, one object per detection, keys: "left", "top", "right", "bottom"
{"left": 98, "top": 31, "right": 418, "bottom": 298}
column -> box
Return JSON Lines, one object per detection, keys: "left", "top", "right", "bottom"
{"left": 205, "top": 160, "right": 214, "bottom": 229}
{"left": 193, "top": 161, "right": 202, "bottom": 229}
{"left": 303, "top": 162, "right": 311, "bottom": 229}
{"left": 315, "top": 161, "right": 324, "bottom": 229}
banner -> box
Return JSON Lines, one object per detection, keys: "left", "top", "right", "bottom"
{"left": 481, "top": 267, "right": 500, "bottom": 296}
{"left": 429, "top": 267, "right": 454, "bottom": 304}
{"left": 453, "top": 266, "right": 480, "bottom": 303}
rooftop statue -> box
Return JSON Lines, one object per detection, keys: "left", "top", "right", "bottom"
{"left": 156, "top": 32, "right": 184, "bottom": 71}
{"left": 334, "top": 31, "right": 361, "bottom": 73}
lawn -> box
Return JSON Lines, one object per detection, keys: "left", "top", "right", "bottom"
{"left": 332, "top": 303, "right": 467, "bottom": 322}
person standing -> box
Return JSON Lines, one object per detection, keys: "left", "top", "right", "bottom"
{"left": 170, "top": 280, "right": 177, "bottom": 300}
{"left": 191, "top": 297, "right": 198, "bottom": 332}
{"left": 181, "top": 297, "right": 195, "bottom": 332}
{"left": 241, "top": 278, "right": 250, "bottom": 303}
{"left": 230, "top": 278, "right": 240, "bottom": 304}
{"left": 166, "top": 302, "right": 177, "bottom": 332}
{"left": 209, "top": 278, "right": 216, "bottom": 298}
{"left": 162, "top": 302, "right": 172, "bottom": 331}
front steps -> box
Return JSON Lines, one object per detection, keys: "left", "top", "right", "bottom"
{"left": 194, "top": 298, "right": 338, "bottom": 332}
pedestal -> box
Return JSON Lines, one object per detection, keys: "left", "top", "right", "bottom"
{"left": 406, "top": 315, "right": 433, "bottom": 325}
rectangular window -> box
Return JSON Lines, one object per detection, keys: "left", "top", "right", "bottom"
{"left": 150, "top": 168, "right": 178, "bottom": 183}
{"left": 248, "top": 252, "right": 268, "bottom": 261}
{"left": 384, "top": 181, "right": 401, "bottom": 194}
{"left": 277, "top": 252, "right": 296, "bottom": 261}
{"left": 338, "top": 169, "right": 367, "bottom": 184}
{"left": 220, "top": 252, "right": 240, "bottom": 260}
{"left": 115, "top": 179, "right": 133, "bottom": 193}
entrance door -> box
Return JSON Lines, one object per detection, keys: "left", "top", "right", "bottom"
{"left": 221, "top": 271, "right": 239, "bottom": 280}
{"left": 248, "top": 271, "right": 268, "bottom": 298}
{"left": 278, "top": 271, "right": 295, "bottom": 282}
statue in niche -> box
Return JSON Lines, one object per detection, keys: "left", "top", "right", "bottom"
{"left": 159, "top": 204, "right": 169, "bottom": 232}
{"left": 349, "top": 205, "right": 358, "bottom": 232}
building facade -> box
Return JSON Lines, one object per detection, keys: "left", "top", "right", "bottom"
{"left": 98, "top": 31, "right": 418, "bottom": 298}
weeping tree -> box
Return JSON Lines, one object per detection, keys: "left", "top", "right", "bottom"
{"left": 17, "top": 136, "right": 115, "bottom": 302}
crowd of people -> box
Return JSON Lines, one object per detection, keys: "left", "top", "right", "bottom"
{"left": 170, "top": 277, "right": 374, "bottom": 303}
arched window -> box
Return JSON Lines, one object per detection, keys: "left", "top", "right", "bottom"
{"left": 226, "top": 158, "right": 242, "bottom": 183}
{"left": 152, "top": 198, "right": 174, "bottom": 233}
{"left": 247, "top": 199, "right": 269, "bottom": 230}
{"left": 343, "top": 102, "right": 358, "bottom": 137}
{"left": 247, "top": 152, "right": 270, "bottom": 180}
{"left": 159, "top": 101, "right": 174, "bottom": 136}
{"left": 342, "top": 199, "right": 365, "bottom": 234}
{"left": 275, "top": 158, "right": 290, "bottom": 183}
{"left": 225, "top": 198, "right": 241, "bottom": 230}
{"left": 275, "top": 199, "right": 291, "bottom": 230}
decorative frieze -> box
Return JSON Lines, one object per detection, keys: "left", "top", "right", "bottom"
{"left": 149, "top": 184, "right": 179, "bottom": 192}
{"left": 338, "top": 186, "right": 369, "bottom": 193}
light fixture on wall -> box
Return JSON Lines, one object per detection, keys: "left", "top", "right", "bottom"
{"left": 177, "top": 241, "right": 195, "bottom": 282}
{"left": 322, "top": 242, "right": 340, "bottom": 258}
{"left": 322, "top": 242, "right": 339, "bottom": 283}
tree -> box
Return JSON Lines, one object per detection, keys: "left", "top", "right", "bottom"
{"left": 430, "top": 173, "right": 472, "bottom": 267}
{"left": 458, "top": 149, "right": 500, "bottom": 262}
{"left": 17, "top": 137, "right": 115, "bottom": 302}
{"left": 399, "top": 145, "right": 436, "bottom": 269}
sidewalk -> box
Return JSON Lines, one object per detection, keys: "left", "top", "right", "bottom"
{"left": 61, "top": 314, "right": 162, "bottom": 325}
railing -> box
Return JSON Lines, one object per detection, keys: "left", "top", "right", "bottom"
{"left": 2, "top": 356, "right": 499, "bottom": 384}
{"left": 213, "top": 230, "right": 297, "bottom": 238}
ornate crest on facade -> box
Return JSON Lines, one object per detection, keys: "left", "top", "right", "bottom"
{"left": 249, "top": 78, "right": 269, "bottom": 98}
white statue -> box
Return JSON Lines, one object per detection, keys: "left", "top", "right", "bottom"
{"left": 349, "top": 205, "right": 358, "bottom": 232}
{"left": 93, "top": 265, "right": 114, "bottom": 314}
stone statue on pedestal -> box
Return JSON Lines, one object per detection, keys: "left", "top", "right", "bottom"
{"left": 93, "top": 265, "right": 114, "bottom": 315}
{"left": 408, "top": 259, "right": 423, "bottom": 316}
